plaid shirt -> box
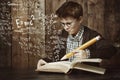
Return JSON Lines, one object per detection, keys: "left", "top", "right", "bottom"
{"left": 66, "top": 26, "right": 84, "bottom": 61}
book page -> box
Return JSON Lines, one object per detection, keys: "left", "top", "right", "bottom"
{"left": 71, "top": 58, "right": 102, "bottom": 66}
{"left": 73, "top": 58, "right": 102, "bottom": 63}
{"left": 36, "top": 61, "right": 72, "bottom": 73}
{"left": 73, "top": 63, "right": 105, "bottom": 74}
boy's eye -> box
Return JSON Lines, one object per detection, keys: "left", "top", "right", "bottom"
{"left": 61, "top": 22, "right": 72, "bottom": 27}
{"left": 66, "top": 23, "right": 71, "bottom": 26}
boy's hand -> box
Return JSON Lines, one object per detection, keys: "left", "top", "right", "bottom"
{"left": 73, "top": 50, "right": 89, "bottom": 60}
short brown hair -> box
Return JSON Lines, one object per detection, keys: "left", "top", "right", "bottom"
{"left": 56, "top": 1, "right": 83, "bottom": 19}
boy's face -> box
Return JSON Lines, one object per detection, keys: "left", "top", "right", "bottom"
{"left": 60, "top": 17, "right": 82, "bottom": 35}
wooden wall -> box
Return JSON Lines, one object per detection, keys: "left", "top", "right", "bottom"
{"left": 0, "top": 0, "right": 12, "bottom": 68}
{"left": 0, "top": 0, "right": 120, "bottom": 69}
{"left": 104, "top": 0, "right": 120, "bottom": 46}
{"left": 11, "top": 0, "right": 46, "bottom": 69}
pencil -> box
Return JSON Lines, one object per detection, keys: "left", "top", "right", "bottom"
{"left": 60, "top": 35, "right": 101, "bottom": 60}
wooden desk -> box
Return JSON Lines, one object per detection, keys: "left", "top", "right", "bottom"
{"left": 0, "top": 68, "right": 120, "bottom": 80}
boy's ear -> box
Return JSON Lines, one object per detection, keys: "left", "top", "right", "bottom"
{"left": 79, "top": 16, "right": 83, "bottom": 23}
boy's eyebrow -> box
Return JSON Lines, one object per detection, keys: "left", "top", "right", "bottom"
{"left": 61, "top": 22, "right": 72, "bottom": 24}
{"left": 62, "top": 22, "right": 71, "bottom": 24}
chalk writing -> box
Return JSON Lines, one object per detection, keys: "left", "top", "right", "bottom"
{"left": 0, "top": 0, "right": 65, "bottom": 60}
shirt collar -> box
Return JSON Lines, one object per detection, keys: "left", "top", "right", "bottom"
{"left": 68, "top": 26, "right": 84, "bottom": 41}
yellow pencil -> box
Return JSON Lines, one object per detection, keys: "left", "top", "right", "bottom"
{"left": 61, "top": 35, "right": 101, "bottom": 60}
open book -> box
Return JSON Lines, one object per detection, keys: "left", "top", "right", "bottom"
{"left": 36, "top": 58, "right": 106, "bottom": 74}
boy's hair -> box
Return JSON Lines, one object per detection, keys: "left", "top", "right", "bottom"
{"left": 56, "top": 1, "right": 83, "bottom": 19}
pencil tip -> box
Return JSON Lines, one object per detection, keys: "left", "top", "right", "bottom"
{"left": 61, "top": 56, "right": 66, "bottom": 60}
